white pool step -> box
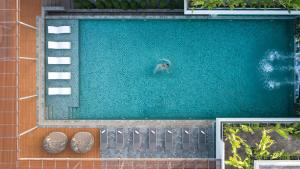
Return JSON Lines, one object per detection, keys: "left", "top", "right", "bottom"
{"left": 48, "top": 87, "right": 71, "bottom": 95}
{"left": 48, "top": 72, "right": 71, "bottom": 80}
{"left": 48, "top": 41, "right": 71, "bottom": 49}
{"left": 48, "top": 57, "right": 71, "bottom": 65}
{"left": 48, "top": 26, "right": 71, "bottom": 34}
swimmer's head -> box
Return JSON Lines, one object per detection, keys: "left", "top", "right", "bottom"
{"left": 162, "top": 63, "right": 169, "bottom": 68}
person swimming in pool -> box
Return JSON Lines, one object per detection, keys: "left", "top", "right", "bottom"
{"left": 153, "top": 59, "right": 171, "bottom": 74}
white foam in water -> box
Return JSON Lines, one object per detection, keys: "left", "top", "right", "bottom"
{"left": 266, "top": 50, "right": 293, "bottom": 61}
{"left": 267, "top": 51, "right": 280, "bottom": 61}
{"left": 262, "top": 63, "right": 273, "bottom": 73}
{"left": 259, "top": 59, "right": 273, "bottom": 73}
{"left": 278, "top": 66, "right": 295, "bottom": 71}
{"left": 266, "top": 80, "right": 280, "bottom": 90}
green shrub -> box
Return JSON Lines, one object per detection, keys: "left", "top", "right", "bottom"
{"left": 169, "top": 0, "right": 177, "bottom": 9}
{"left": 112, "top": 0, "right": 121, "bottom": 8}
{"left": 140, "top": 0, "right": 148, "bottom": 8}
{"left": 191, "top": 0, "right": 223, "bottom": 9}
{"left": 176, "top": 0, "right": 184, "bottom": 8}
{"left": 159, "top": 0, "right": 168, "bottom": 8}
{"left": 190, "top": 0, "right": 300, "bottom": 9}
{"left": 82, "top": 0, "right": 96, "bottom": 8}
{"left": 227, "top": 0, "right": 246, "bottom": 9}
{"left": 290, "top": 123, "right": 300, "bottom": 139}
{"left": 257, "top": 0, "right": 277, "bottom": 8}
{"left": 120, "top": 0, "right": 130, "bottom": 9}
{"left": 130, "top": 0, "right": 139, "bottom": 9}
{"left": 103, "top": 0, "right": 113, "bottom": 8}
{"left": 73, "top": 0, "right": 81, "bottom": 9}
{"left": 95, "top": 0, "right": 105, "bottom": 8}
{"left": 73, "top": 0, "right": 83, "bottom": 8}
{"left": 73, "top": 0, "right": 95, "bottom": 9}
{"left": 149, "top": 0, "right": 157, "bottom": 8}
{"left": 280, "top": 0, "right": 300, "bottom": 10}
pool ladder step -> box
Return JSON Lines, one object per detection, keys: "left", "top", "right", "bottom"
{"left": 46, "top": 106, "right": 53, "bottom": 120}
{"left": 46, "top": 105, "right": 76, "bottom": 120}
{"left": 67, "top": 107, "right": 79, "bottom": 119}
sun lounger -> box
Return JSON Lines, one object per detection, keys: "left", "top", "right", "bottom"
{"left": 133, "top": 128, "right": 141, "bottom": 151}
{"left": 48, "top": 72, "right": 71, "bottom": 80}
{"left": 48, "top": 87, "right": 71, "bottom": 95}
{"left": 48, "top": 26, "right": 71, "bottom": 34}
{"left": 165, "top": 129, "right": 173, "bottom": 151}
{"left": 148, "top": 128, "right": 157, "bottom": 151}
{"left": 101, "top": 129, "right": 108, "bottom": 148}
{"left": 182, "top": 128, "right": 191, "bottom": 151}
{"left": 48, "top": 57, "right": 71, "bottom": 65}
{"left": 198, "top": 128, "right": 207, "bottom": 151}
{"left": 116, "top": 128, "right": 124, "bottom": 149}
{"left": 48, "top": 41, "right": 71, "bottom": 49}
{"left": 198, "top": 128, "right": 207, "bottom": 144}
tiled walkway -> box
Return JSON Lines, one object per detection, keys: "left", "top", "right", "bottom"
{"left": 0, "top": 1, "right": 18, "bottom": 168}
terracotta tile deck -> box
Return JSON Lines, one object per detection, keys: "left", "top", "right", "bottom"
{"left": 19, "top": 128, "right": 100, "bottom": 158}
{"left": 0, "top": 1, "right": 18, "bottom": 169}
{"left": 19, "top": 97, "right": 36, "bottom": 133}
{"left": 16, "top": 159, "right": 220, "bottom": 169}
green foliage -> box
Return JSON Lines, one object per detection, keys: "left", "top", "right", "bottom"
{"left": 129, "top": 0, "right": 139, "bottom": 9}
{"left": 224, "top": 125, "right": 253, "bottom": 169}
{"left": 190, "top": 0, "right": 223, "bottom": 10}
{"left": 195, "top": 0, "right": 224, "bottom": 10}
{"left": 74, "top": 0, "right": 82, "bottom": 8}
{"left": 140, "top": 0, "right": 148, "bottom": 8}
{"left": 159, "top": 0, "right": 169, "bottom": 8}
{"left": 190, "top": 0, "right": 300, "bottom": 9}
{"left": 225, "top": 154, "right": 250, "bottom": 169}
{"left": 103, "top": 0, "right": 113, "bottom": 8}
{"left": 240, "top": 125, "right": 254, "bottom": 134}
{"left": 120, "top": 0, "right": 130, "bottom": 9}
{"left": 96, "top": 0, "right": 105, "bottom": 8}
{"left": 191, "top": 0, "right": 205, "bottom": 7}
{"left": 279, "top": 0, "right": 300, "bottom": 9}
{"left": 290, "top": 123, "right": 300, "bottom": 139}
{"left": 224, "top": 127, "right": 244, "bottom": 154}
{"left": 273, "top": 123, "right": 294, "bottom": 139}
{"left": 169, "top": 0, "right": 177, "bottom": 9}
{"left": 112, "top": 0, "right": 121, "bottom": 8}
{"left": 149, "top": 0, "right": 158, "bottom": 8}
{"left": 271, "top": 150, "right": 285, "bottom": 159}
{"left": 75, "top": 0, "right": 183, "bottom": 9}
{"left": 254, "top": 129, "right": 274, "bottom": 159}
{"left": 223, "top": 123, "right": 300, "bottom": 169}
{"left": 73, "top": 0, "right": 96, "bottom": 9}
{"left": 227, "top": 0, "right": 246, "bottom": 9}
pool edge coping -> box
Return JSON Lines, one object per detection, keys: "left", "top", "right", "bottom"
{"left": 37, "top": 7, "right": 300, "bottom": 127}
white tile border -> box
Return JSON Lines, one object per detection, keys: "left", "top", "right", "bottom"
{"left": 216, "top": 118, "right": 300, "bottom": 169}
{"left": 254, "top": 160, "right": 300, "bottom": 169}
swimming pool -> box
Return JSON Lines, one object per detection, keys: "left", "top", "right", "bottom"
{"left": 46, "top": 19, "right": 295, "bottom": 120}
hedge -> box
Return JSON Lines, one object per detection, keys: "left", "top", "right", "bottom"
{"left": 74, "top": 0, "right": 183, "bottom": 9}
{"left": 190, "top": 0, "right": 300, "bottom": 10}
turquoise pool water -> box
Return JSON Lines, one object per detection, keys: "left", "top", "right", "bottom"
{"left": 74, "top": 19, "right": 295, "bottom": 119}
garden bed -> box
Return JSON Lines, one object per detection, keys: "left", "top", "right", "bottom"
{"left": 223, "top": 123, "right": 300, "bottom": 169}
{"left": 184, "top": 0, "right": 300, "bottom": 15}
